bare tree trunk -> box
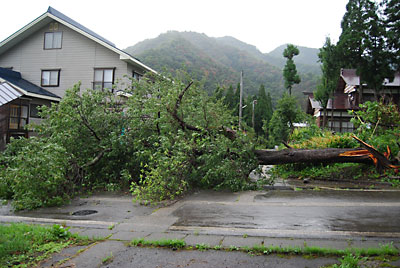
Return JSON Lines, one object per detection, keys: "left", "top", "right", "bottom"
{"left": 330, "top": 97, "right": 334, "bottom": 131}
{"left": 323, "top": 107, "right": 327, "bottom": 128}
{"left": 254, "top": 148, "right": 372, "bottom": 165}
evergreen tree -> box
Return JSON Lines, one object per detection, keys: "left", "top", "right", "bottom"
{"left": 254, "top": 85, "right": 273, "bottom": 135}
{"left": 213, "top": 86, "right": 224, "bottom": 101}
{"left": 314, "top": 37, "right": 341, "bottom": 128}
{"left": 337, "top": 0, "right": 366, "bottom": 69}
{"left": 243, "top": 94, "right": 254, "bottom": 127}
{"left": 223, "top": 85, "right": 235, "bottom": 110}
{"left": 269, "top": 93, "right": 304, "bottom": 145}
{"left": 338, "top": 0, "right": 394, "bottom": 100}
{"left": 282, "top": 44, "right": 301, "bottom": 95}
{"left": 383, "top": 0, "right": 400, "bottom": 71}
{"left": 359, "top": 0, "right": 393, "bottom": 100}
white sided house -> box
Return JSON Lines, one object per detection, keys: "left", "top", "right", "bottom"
{"left": 0, "top": 7, "right": 156, "bottom": 148}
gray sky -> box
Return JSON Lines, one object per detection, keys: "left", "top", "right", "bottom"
{"left": 0, "top": 0, "right": 348, "bottom": 53}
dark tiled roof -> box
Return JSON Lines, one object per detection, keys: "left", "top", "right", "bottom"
{"left": 47, "top": 7, "right": 116, "bottom": 48}
{"left": 307, "top": 93, "right": 359, "bottom": 111}
{"left": 0, "top": 67, "right": 60, "bottom": 99}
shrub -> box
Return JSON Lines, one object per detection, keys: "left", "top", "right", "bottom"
{"left": 1, "top": 137, "right": 70, "bottom": 210}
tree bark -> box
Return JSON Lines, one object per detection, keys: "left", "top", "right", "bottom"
{"left": 254, "top": 148, "right": 372, "bottom": 165}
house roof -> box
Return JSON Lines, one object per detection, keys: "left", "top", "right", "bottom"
{"left": 0, "top": 67, "right": 60, "bottom": 103}
{"left": 326, "top": 94, "right": 357, "bottom": 110}
{"left": 47, "top": 7, "right": 116, "bottom": 47}
{"left": 341, "top": 69, "right": 360, "bottom": 86}
{"left": 308, "top": 97, "right": 321, "bottom": 110}
{"left": 0, "top": 7, "right": 157, "bottom": 74}
{"left": 340, "top": 68, "right": 400, "bottom": 87}
{"left": 307, "top": 93, "right": 358, "bottom": 112}
{"left": 0, "top": 82, "right": 22, "bottom": 106}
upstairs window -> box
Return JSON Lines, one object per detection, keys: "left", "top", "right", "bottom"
{"left": 44, "top": 32, "right": 62, "bottom": 49}
{"left": 132, "top": 71, "right": 142, "bottom": 81}
{"left": 41, "top": 70, "right": 60, "bottom": 87}
{"left": 93, "top": 68, "right": 115, "bottom": 91}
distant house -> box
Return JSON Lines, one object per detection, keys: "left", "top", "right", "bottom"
{"left": 305, "top": 69, "right": 400, "bottom": 133}
{"left": 0, "top": 7, "right": 156, "bottom": 148}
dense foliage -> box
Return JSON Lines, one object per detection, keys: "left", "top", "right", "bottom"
{"left": 350, "top": 100, "right": 400, "bottom": 156}
{"left": 0, "top": 138, "right": 69, "bottom": 210}
{"left": 0, "top": 74, "right": 259, "bottom": 209}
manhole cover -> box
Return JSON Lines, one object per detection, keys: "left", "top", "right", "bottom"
{"left": 72, "top": 209, "right": 98, "bottom": 216}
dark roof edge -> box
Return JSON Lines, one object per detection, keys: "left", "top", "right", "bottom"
{"left": 0, "top": 67, "right": 60, "bottom": 100}
{"left": 47, "top": 6, "right": 116, "bottom": 47}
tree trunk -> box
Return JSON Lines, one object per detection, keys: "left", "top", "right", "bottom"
{"left": 330, "top": 97, "right": 334, "bottom": 131}
{"left": 323, "top": 107, "right": 327, "bottom": 128}
{"left": 254, "top": 148, "right": 372, "bottom": 165}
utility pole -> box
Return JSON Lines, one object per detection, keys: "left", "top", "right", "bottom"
{"left": 252, "top": 99, "right": 257, "bottom": 129}
{"left": 239, "top": 70, "right": 243, "bottom": 129}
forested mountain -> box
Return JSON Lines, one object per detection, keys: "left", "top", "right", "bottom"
{"left": 125, "top": 31, "right": 320, "bottom": 106}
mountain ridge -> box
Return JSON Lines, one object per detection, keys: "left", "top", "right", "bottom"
{"left": 125, "top": 31, "right": 321, "bottom": 105}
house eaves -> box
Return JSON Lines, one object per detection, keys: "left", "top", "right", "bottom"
{"left": 0, "top": 82, "right": 22, "bottom": 106}
{"left": 0, "top": 77, "right": 61, "bottom": 102}
{"left": 340, "top": 69, "right": 360, "bottom": 86}
{"left": 340, "top": 68, "right": 400, "bottom": 88}
{"left": 0, "top": 7, "right": 157, "bottom": 75}
{"left": 0, "top": 68, "right": 61, "bottom": 102}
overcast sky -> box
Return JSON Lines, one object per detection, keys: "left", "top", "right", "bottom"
{"left": 0, "top": 0, "right": 349, "bottom": 53}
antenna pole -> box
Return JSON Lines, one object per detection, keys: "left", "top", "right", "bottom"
{"left": 239, "top": 70, "right": 243, "bottom": 130}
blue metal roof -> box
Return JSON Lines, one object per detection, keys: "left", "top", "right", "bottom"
{"left": 0, "top": 68, "right": 60, "bottom": 99}
{"left": 47, "top": 7, "right": 116, "bottom": 48}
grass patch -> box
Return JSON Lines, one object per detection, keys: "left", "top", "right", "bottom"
{"left": 330, "top": 253, "right": 366, "bottom": 268}
{"left": 0, "top": 223, "right": 92, "bottom": 267}
{"left": 245, "top": 243, "right": 399, "bottom": 258}
{"left": 129, "top": 237, "right": 399, "bottom": 259}
{"left": 102, "top": 252, "right": 114, "bottom": 265}
{"left": 131, "top": 238, "right": 186, "bottom": 249}
{"left": 129, "top": 237, "right": 398, "bottom": 266}
{"left": 195, "top": 243, "right": 210, "bottom": 251}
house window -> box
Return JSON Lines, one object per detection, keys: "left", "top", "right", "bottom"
{"left": 41, "top": 70, "right": 60, "bottom": 87}
{"left": 133, "top": 71, "right": 142, "bottom": 81}
{"left": 93, "top": 68, "right": 115, "bottom": 90}
{"left": 9, "top": 104, "right": 28, "bottom": 129}
{"left": 30, "top": 104, "right": 42, "bottom": 118}
{"left": 44, "top": 32, "right": 62, "bottom": 49}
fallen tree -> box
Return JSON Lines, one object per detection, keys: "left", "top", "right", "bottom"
{"left": 254, "top": 148, "right": 372, "bottom": 165}
{"left": 167, "top": 82, "right": 399, "bottom": 173}
{"left": 254, "top": 136, "right": 400, "bottom": 173}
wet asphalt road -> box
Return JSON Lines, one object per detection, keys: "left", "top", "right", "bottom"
{"left": 2, "top": 188, "right": 400, "bottom": 267}
{"left": 171, "top": 190, "right": 400, "bottom": 238}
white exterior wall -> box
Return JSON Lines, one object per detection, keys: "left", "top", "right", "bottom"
{"left": 0, "top": 20, "right": 137, "bottom": 97}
